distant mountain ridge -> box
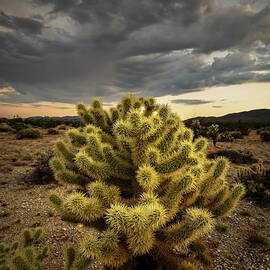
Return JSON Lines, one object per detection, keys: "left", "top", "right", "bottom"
{"left": 185, "top": 109, "right": 270, "bottom": 123}
{"left": 27, "top": 116, "right": 80, "bottom": 120}
{"left": 27, "top": 109, "right": 270, "bottom": 123}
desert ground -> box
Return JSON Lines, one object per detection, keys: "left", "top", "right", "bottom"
{"left": 0, "top": 128, "right": 270, "bottom": 270}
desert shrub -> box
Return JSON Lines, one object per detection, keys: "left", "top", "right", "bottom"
{"left": 47, "top": 128, "right": 59, "bottom": 135}
{"left": 260, "top": 131, "right": 270, "bottom": 142}
{"left": 11, "top": 122, "right": 29, "bottom": 131}
{"left": 16, "top": 128, "right": 41, "bottom": 139}
{"left": 237, "top": 162, "right": 270, "bottom": 202}
{"left": 231, "top": 132, "right": 243, "bottom": 139}
{"left": 48, "top": 94, "right": 245, "bottom": 270}
{"left": 207, "top": 124, "right": 219, "bottom": 146}
{"left": 207, "top": 150, "right": 258, "bottom": 165}
{"left": 248, "top": 231, "right": 269, "bottom": 246}
{"left": 58, "top": 124, "right": 67, "bottom": 130}
{"left": 0, "top": 123, "right": 13, "bottom": 132}
{"left": 0, "top": 227, "right": 48, "bottom": 270}
{"left": 219, "top": 132, "right": 234, "bottom": 142}
{"left": 69, "top": 120, "right": 82, "bottom": 128}
{"left": 24, "top": 151, "right": 56, "bottom": 184}
{"left": 240, "top": 127, "right": 250, "bottom": 136}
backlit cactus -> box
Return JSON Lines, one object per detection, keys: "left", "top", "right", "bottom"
{"left": 49, "top": 94, "right": 244, "bottom": 269}
{"left": 207, "top": 124, "right": 219, "bottom": 147}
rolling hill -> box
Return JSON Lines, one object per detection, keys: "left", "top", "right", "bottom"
{"left": 185, "top": 109, "right": 270, "bottom": 124}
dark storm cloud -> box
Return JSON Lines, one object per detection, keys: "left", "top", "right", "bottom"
{"left": 0, "top": 10, "right": 43, "bottom": 35}
{"left": 171, "top": 99, "right": 213, "bottom": 105}
{"left": 35, "top": 0, "right": 215, "bottom": 26}
{"left": 0, "top": 0, "right": 270, "bottom": 105}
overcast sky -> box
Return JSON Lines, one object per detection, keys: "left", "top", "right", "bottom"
{"left": 0, "top": 0, "right": 270, "bottom": 118}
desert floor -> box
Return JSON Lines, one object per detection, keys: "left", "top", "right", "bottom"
{"left": 0, "top": 129, "right": 270, "bottom": 270}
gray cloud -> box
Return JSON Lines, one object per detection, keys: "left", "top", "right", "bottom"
{"left": 171, "top": 99, "right": 213, "bottom": 105}
{"left": 0, "top": 10, "right": 43, "bottom": 35}
{"left": 0, "top": 0, "right": 269, "bottom": 106}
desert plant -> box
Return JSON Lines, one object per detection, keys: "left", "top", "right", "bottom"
{"left": 190, "top": 120, "right": 202, "bottom": 140}
{"left": 0, "top": 123, "right": 13, "bottom": 132}
{"left": 207, "top": 124, "right": 219, "bottom": 147}
{"left": 49, "top": 94, "right": 245, "bottom": 270}
{"left": 24, "top": 151, "right": 55, "bottom": 184}
{"left": 239, "top": 127, "right": 250, "bottom": 136}
{"left": 0, "top": 227, "right": 48, "bottom": 270}
{"left": 237, "top": 162, "right": 270, "bottom": 202}
{"left": 16, "top": 128, "right": 41, "bottom": 140}
{"left": 231, "top": 132, "right": 243, "bottom": 139}
{"left": 58, "top": 125, "right": 67, "bottom": 130}
{"left": 248, "top": 231, "right": 269, "bottom": 246}
{"left": 215, "top": 224, "right": 229, "bottom": 234}
{"left": 218, "top": 132, "right": 234, "bottom": 142}
{"left": 47, "top": 128, "right": 59, "bottom": 135}
{"left": 260, "top": 131, "right": 270, "bottom": 142}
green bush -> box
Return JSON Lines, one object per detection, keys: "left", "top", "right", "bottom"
{"left": 260, "top": 131, "right": 270, "bottom": 142}
{"left": 16, "top": 128, "right": 41, "bottom": 140}
{"left": 48, "top": 94, "right": 245, "bottom": 270}
{"left": 237, "top": 162, "right": 270, "bottom": 202}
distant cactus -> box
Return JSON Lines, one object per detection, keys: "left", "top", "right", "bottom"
{"left": 219, "top": 131, "right": 234, "bottom": 142}
{"left": 237, "top": 162, "right": 270, "bottom": 202}
{"left": 207, "top": 124, "right": 219, "bottom": 147}
{"left": 190, "top": 120, "right": 202, "bottom": 140}
{"left": 49, "top": 94, "right": 245, "bottom": 269}
{"left": 0, "top": 227, "right": 48, "bottom": 270}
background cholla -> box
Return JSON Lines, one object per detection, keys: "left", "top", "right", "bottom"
{"left": 49, "top": 94, "right": 245, "bottom": 270}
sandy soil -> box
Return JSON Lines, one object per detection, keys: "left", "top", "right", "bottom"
{"left": 0, "top": 129, "right": 270, "bottom": 270}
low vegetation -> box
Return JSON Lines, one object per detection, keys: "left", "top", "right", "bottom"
{"left": 47, "top": 128, "right": 59, "bottom": 135}
{"left": 218, "top": 132, "right": 234, "bottom": 142}
{"left": 0, "top": 227, "right": 48, "bottom": 270}
{"left": 16, "top": 128, "right": 41, "bottom": 140}
{"left": 207, "top": 124, "right": 219, "bottom": 147}
{"left": 207, "top": 150, "right": 258, "bottom": 165}
{"left": 260, "top": 131, "right": 270, "bottom": 142}
{"left": 237, "top": 162, "right": 270, "bottom": 202}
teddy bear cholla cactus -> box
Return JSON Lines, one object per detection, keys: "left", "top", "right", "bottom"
{"left": 49, "top": 94, "right": 244, "bottom": 269}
